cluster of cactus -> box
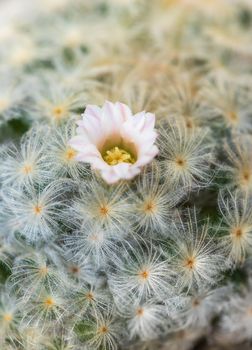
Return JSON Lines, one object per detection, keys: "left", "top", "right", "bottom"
{"left": 1, "top": 1, "right": 252, "bottom": 349}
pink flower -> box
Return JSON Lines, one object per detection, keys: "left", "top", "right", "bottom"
{"left": 69, "top": 101, "right": 159, "bottom": 184}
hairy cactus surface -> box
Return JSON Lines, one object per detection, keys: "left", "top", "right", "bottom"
{"left": 1, "top": 1, "right": 252, "bottom": 350}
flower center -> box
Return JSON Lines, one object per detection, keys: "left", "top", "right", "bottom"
{"left": 64, "top": 147, "right": 77, "bottom": 161}
{"left": 176, "top": 156, "right": 186, "bottom": 167}
{"left": 21, "top": 163, "right": 33, "bottom": 175}
{"left": 144, "top": 201, "right": 156, "bottom": 214}
{"left": 98, "top": 326, "right": 109, "bottom": 334}
{"left": 185, "top": 118, "right": 194, "bottom": 129}
{"left": 242, "top": 170, "right": 251, "bottom": 182}
{"left": 192, "top": 298, "right": 201, "bottom": 307}
{"left": 99, "top": 205, "right": 110, "bottom": 216}
{"left": 233, "top": 227, "right": 243, "bottom": 238}
{"left": 184, "top": 257, "right": 196, "bottom": 270}
{"left": 52, "top": 105, "right": 66, "bottom": 120}
{"left": 43, "top": 297, "right": 55, "bottom": 309}
{"left": 103, "top": 146, "right": 135, "bottom": 166}
{"left": 39, "top": 266, "right": 49, "bottom": 277}
{"left": 70, "top": 265, "right": 80, "bottom": 274}
{"left": 3, "top": 313, "right": 13, "bottom": 323}
{"left": 33, "top": 204, "right": 43, "bottom": 215}
{"left": 138, "top": 269, "right": 149, "bottom": 280}
{"left": 0, "top": 98, "right": 9, "bottom": 112}
{"left": 227, "top": 111, "right": 238, "bottom": 124}
{"left": 86, "top": 292, "right": 94, "bottom": 301}
{"left": 136, "top": 307, "right": 144, "bottom": 316}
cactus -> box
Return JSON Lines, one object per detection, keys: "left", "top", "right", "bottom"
{"left": 0, "top": 1, "right": 252, "bottom": 349}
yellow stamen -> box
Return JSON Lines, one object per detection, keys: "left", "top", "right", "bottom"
{"left": 103, "top": 146, "right": 135, "bottom": 166}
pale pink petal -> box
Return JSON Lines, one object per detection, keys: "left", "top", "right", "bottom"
{"left": 76, "top": 115, "right": 104, "bottom": 144}
{"left": 84, "top": 105, "right": 103, "bottom": 121}
{"left": 88, "top": 157, "right": 109, "bottom": 169}
{"left": 143, "top": 112, "right": 156, "bottom": 130}
{"left": 112, "top": 163, "right": 141, "bottom": 180}
{"left": 131, "top": 112, "right": 146, "bottom": 132}
{"left": 135, "top": 145, "right": 159, "bottom": 166}
{"left": 100, "top": 168, "right": 121, "bottom": 184}
{"left": 101, "top": 101, "right": 126, "bottom": 136}
{"left": 69, "top": 136, "right": 90, "bottom": 150}
{"left": 113, "top": 163, "right": 131, "bottom": 177}
{"left": 135, "top": 132, "right": 157, "bottom": 146}
{"left": 115, "top": 102, "right": 132, "bottom": 121}
{"left": 120, "top": 122, "right": 140, "bottom": 144}
{"left": 100, "top": 163, "right": 140, "bottom": 183}
{"left": 72, "top": 143, "right": 100, "bottom": 157}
